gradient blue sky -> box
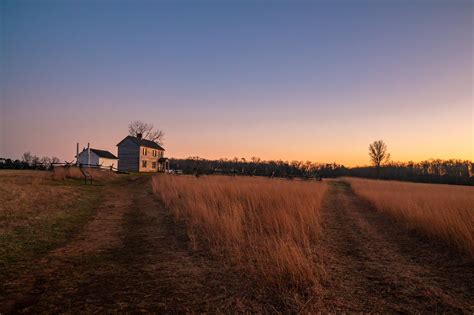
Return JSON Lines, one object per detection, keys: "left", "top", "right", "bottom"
{"left": 1, "top": 0, "right": 472, "bottom": 166}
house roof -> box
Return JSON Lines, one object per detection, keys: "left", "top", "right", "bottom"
{"left": 89, "top": 149, "right": 118, "bottom": 159}
{"left": 117, "top": 136, "right": 165, "bottom": 150}
{"left": 91, "top": 149, "right": 118, "bottom": 159}
{"left": 77, "top": 148, "right": 118, "bottom": 159}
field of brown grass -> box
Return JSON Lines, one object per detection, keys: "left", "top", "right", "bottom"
{"left": 345, "top": 178, "right": 474, "bottom": 256}
{"left": 52, "top": 166, "right": 118, "bottom": 181}
{"left": 152, "top": 175, "right": 327, "bottom": 301}
{"left": 1, "top": 171, "right": 472, "bottom": 312}
{"left": 0, "top": 167, "right": 115, "bottom": 237}
{"left": 0, "top": 170, "right": 103, "bottom": 277}
{"left": 0, "top": 170, "right": 78, "bottom": 234}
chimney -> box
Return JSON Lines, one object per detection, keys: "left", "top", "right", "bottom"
{"left": 76, "top": 143, "right": 79, "bottom": 165}
{"left": 137, "top": 133, "right": 142, "bottom": 139}
{"left": 87, "top": 143, "right": 90, "bottom": 166}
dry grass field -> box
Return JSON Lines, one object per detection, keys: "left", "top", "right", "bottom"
{"left": 52, "top": 166, "right": 118, "bottom": 181}
{"left": 345, "top": 178, "right": 474, "bottom": 257}
{"left": 1, "top": 172, "right": 472, "bottom": 313}
{"left": 0, "top": 169, "right": 108, "bottom": 277}
{"left": 0, "top": 170, "right": 78, "bottom": 234}
{"left": 152, "top": 175, "right": 327, "bottom": 301}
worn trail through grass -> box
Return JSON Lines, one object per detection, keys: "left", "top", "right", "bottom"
{"left": 313, "top": 181, "right": 473, "bottom": 313}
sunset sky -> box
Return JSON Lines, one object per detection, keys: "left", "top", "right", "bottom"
{"left": 1, "top": 1, "right": 472, "bottom": 166}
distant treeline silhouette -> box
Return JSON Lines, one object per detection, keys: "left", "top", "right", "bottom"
{"left": 350, "top": 159, "right": 474, "bottom": 185}
{"left": 169, "top": 157, "right": 346, "bottom": 179}
{"left": 2, "top": 153, "right": 472, "bottom": 185}
{"left": 0, "top": 152, "right": 61, "bottom": 170}
{"left": 170, "top": 157, "right": 474, "bottom": 185}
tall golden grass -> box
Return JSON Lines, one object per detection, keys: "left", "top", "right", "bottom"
{"left": 52, "top": 166, "right": 117, "bottom": 181}
{"left": 152, "top": 175, "right": 327, "bottom": 296}
{"left": 346, "top": 178, "right": 474, "bottom": 257}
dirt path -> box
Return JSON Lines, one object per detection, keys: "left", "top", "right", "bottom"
{"left": 3, "top": 176, "right": 270, "bottom": 313}
{"left": 313, "top": 181, "right": 473, "bottom": 313}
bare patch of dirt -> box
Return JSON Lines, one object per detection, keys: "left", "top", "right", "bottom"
{"left": 313, "top": 181, "right": 473, "bottom": 313}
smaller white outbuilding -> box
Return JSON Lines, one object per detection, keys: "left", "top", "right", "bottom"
{"left": 76, "top": 148, "right": 118, "bottom": 169}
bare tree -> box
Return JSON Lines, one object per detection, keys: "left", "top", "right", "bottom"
{"left": 22, "top": 152, "right": 33, "bottom": 165}
{"left": 40, "top": 156, "right": 52, "bottom": 167}
{"left": 369, "top": 140, "right": 390, "bottom": 177}
{"left": 251, "top": 156, "right": 261, "bottom": 163}
{"left": 128, "top": 120, "right": 164, "bottom": 144}
{"left": 31, "top": 155, "right": 40, "bottom": 166}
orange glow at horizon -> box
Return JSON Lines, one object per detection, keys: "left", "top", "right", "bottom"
{"left": 1, "top": 2, "right": 472, "bottom": 165}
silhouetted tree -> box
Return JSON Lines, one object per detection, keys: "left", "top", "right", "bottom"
{"left": 39, "top": 157, "right": 52, "bottom": 169}
{"left": 31, "top": 155, "right": 40, "bottom": 166}
{"left": 128, "top": 120, "right": 165, "bottom": 144}
{"left": 22, "top": 152, "right": 33, "bottom": 165}
{"left": 369, "top": 140, "right": 390, "bottom": 178}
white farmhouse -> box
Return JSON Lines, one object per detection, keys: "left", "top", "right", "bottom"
{"left": 76, "top": 148, "right": 118, "bottom": 169}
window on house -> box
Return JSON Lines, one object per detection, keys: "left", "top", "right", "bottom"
{"left": 153, "top": 150, "right": 156, "bottom": 157}
{"left": 152, "top": 162, "right": 157, "bottom": 168}
{"left": 143, "top": 148, "right": 147, "bottom": 155}
{"left": 142, "top": 160, "right": 147, "bottom": 168}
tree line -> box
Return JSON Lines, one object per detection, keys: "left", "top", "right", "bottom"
{"left": 350, "top": 159, "right": 474, "bottom": 185}
{"left": 1, "top": 135, "right": 472, "bottom": 186}
{"left": 169, "top": 157, "right": 347, "bottom": 179}
{"left": 2, "top": 153, "right": 472, "bottom": 185}
{"left": 0, "top": 152, "right": 61, "bottom": 170}
{"left": 365, "top": 140, "right": 473, "bottom": 185}
{"left": 169, "top": 156, "right": 473, "bottom": 185}
{"left": 4, "top": 153, "right": 471, "bottom": 185}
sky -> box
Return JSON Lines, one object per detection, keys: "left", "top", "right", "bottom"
{"left": 1, "top": 0, "right": 472, "bottom": 166}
